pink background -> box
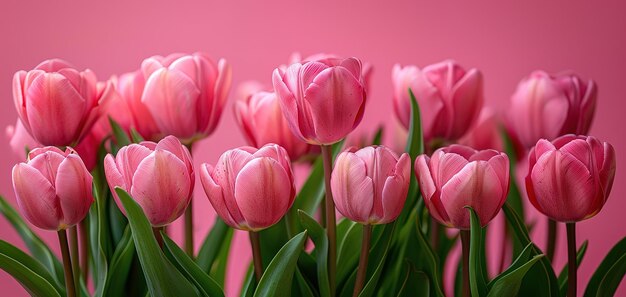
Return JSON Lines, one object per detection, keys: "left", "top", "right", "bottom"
{"left": 1, "top": 1, "right": 625, "bottom": 296}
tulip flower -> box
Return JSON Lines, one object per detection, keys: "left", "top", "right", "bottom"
{"left": 234, "top": 83, "right": 312, "bottom": 161}
{"left": 12, "top": 147, "right": 93, "bottom": 230}
{"left": 331, "top": 146, "right": 410, "bottom": 225}
{"left": 104, "top": 135, "right": 194, "bottom": 227}
{"left": 13, "top": 59, "right": 114, "bottom": 147}
{"left": 289, "top": 52, "right": 374, "bottom": 93}
{"left": 115, "top": 70, "right": 161, "bottom": 141}
{"left": 508, "top": 71, "right": 597, "bottom": 148}
{"left": 141, "top": 53, "right": 232, "bottom": 143}
{"left": 392, "top": 60, "right": 483, "bottom": 145}
{"left": 458, "top": 108, "right": 504, "bottom": 152}
{"left": 272, "top": 56, "right": 367, "bottom": 145}
{"left": 415, "top": 145, "right": 510, "bottom": 229}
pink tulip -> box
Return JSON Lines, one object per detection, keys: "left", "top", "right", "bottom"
{"left": 392, "top": 60, "right": 483, "bottom": 143}
{"left": 526, "top": 135, "right": 615, "bottom": 222}
{"left": 458, "top": 108, "right": 504, "bottom": 152}
{"left": 12, "top": 147, "right": 93, "bottom": 230}
{"left": 234, "top": 82, "right": 312, "bottom": 161}
{"left": 115, "top": 71, "right": 162, "bottom": 141}
{"left": 331, "top": 146, "right": 411, "bottom": 225}
{"left": 272, "top": 57, "right": 367, "bottom": 145}
{"left": 200, "top": 144, "right": 295, "bottom": 231}
{"left": 508, "top": 71, "right": 597, "bottom": 148}
{"left": 415, "top": 145, "right": 510, "bottom": 229}
{"left": 289, "top": 52, "right": 374, "bottom": 92}
{"left": 13, "top": 59, "right": 114, "bottom": 146}
{"left": 104, "top": 135, "right": 194, "bottom": 227}
{"left": 141, "top": 53, "right": 232, "bottom": 143}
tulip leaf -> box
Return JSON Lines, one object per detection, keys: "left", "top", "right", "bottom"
{"left": 584, "top": 236, "right": 626, "bottom": 297}
{"left": 336, "top": 219, "right": 362, "bottom": 287}
{"left": 240, "top": 266, "right": 255, "bottom": 297}
{"left": 488, "top": 243, "right": 534, "bottom": 288}
{"left": 486, "top": 254, "right": 544, "bottom": 297}
{"left": 0, "top": 240, "right": 63, "bottom": 297}
{"left": 253, "top": 231, "right": 307, "bottom": 297}
{"left": 115, "top": 187, "right": 200, "bottom": 297}
{"left": 109, "top": 117, "right": 131, "bottom": 149}
{"left": 558, "top": 240, "right": 588, "bottom": 297}
{"left": 130, "top": 128, "right": 145, "bottom": 143}
{"left": 162, "top": 232, "right": 225, "bottom": 297}
{"left": 298, "top": 210, "right": 330, "bottom": 297}
{"left": 90, "top": 170, "right": 110, "bottom": 297}
{"left": 196, "top": 218, "right": 233, "bottom": 274}
{"left": 294, "top": 268, "right": 316, "bottom": 297}
{"left": 500, "top": 129, "right": 526, "bottom": 257}
{"left": 357, "top": 223, "right": 396, "bottom": 297}
{"left": 101, "top": 227, "right": 135, "bottom": 297}
{"left": 396, "top": 262, "right": 430, "bottom": 297}
{"left": 466, "top": 207, "right": 488, "bottom": 297}
{"left": 371, "top": 126, "right": 384, "bottom": 146}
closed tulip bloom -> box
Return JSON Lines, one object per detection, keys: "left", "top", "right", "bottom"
{"left": 415, "top": 145, "right": 509, "bottom": 229}
{"left": 12, "top": 147, "right": 93, "bottom": 230}
{"left": 289, "top": 52, "right": 374, "bottom": 93}
{"left": 392, "top": 61, "right": 483, "bottom": 143}
{"left": 200, "top": 144, "right": 295, "bottom": 231}
{"left": 526, "top": 135, "right": 615, "bottom": 222}
{"left": 458, "top": 108, "right": 504, "bottom": 152}
{"left": 509, "top": 71, "right": 597, "bottom": 148}
{"left": 272, "top": 57, "right": 367, "bottom": 145}
{"left": 13, "top": 59, "right": 114, "bottom": 146}
{"left": 104, "top": 135, "right": 194, "bottom": 227}
{"left": 141, "top": 53, "right": 232, "bottom": 143}
{"left": 115, "top": 70, "right": 162, "bottom": 141}
{"left": 234, "top": 84, "right": 312, "bottom": 161}
{"left": 331, "top": 146, "right": 411, "bottom": 225}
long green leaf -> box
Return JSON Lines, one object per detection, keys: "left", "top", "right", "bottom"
{"left": 254, "top": 231, "right": 307, "bottom": 297}
{"left": 196, "top": 218, "right": 233, "bottom": 273}
{"left": 467, "top": 207, "right": 488, "bottom": 297}
{"left": 336, "top": 219, "right": 362, "bottom": 287}
{"left": 358, "top": 223, "right": 396, "bottom": 297}
{"left": 102, "top": 227, "right": 135, "bottom": 297}
{"left": 298, "top": 211, "right": 330, "bottom": 297}
{"left": 558, "top": 240, "right": 588, "bottom": 297}
{"left": 396, "top": 263, "right": 429, "bottom": 297}
{"left": 487, "top": 255, "right": 543, "bottom": 297}
{"left": 0, "top": 240, "right": 63, "bottom": 297}
{"left": 584, "top": 236, "right": 626, "bottom": 297}
{"left": 371, "top": 126, "right": 384, "bottom": 146}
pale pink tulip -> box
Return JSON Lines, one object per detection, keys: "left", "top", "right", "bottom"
{"left": 12, "top": 147, "right": 93, "bottom": 230}
{"left": 331, "top": 146, "right": 410, "bottom": 225}
{"left": 526, "top": 135, "right": 615, "bottom": 222}
{"left": 415, "top": 145, "right": 509, "bottom": 229}
{"left": 13, "top": 59, "right": 114, "bottom": 146}
{"left": 115, "top": 71, "right": 162, "bottom": 141}
{"left": 508, "top": 71, "right": 597, "bottom": 148}
{"left": 272, "top": 57, "right": 367, "bottom": 145}
{"left": 289, "top": 52, "right": 374, "bottom": 92}
{"left": 458, "top": 108, "right": 504, "bottom": 152}
{"left": 141, "top": 53, "right": 232, "bottom": 143}
{"left": 392, "top": 61, "right": 483, "bottom": 143}
{"left": 200, "top": 144, "right": 295, "bottom": 231}
{"left": 104, "top": 135, "right": 194, "bottom": 227}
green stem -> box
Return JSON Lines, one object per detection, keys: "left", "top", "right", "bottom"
{"left": 249, "top": 231, "right": 263, "bottom": 283}
{"left": 461, "top": 230, "right": 471, "bottom": 297}
{"left": 153, "top": 226, "right": 164, "bottom": 248}
{"left": 353, "top": 224, "right": 372, "bottom": 297}
{"left": 321, "top": 145, "right": 337, "bottom": 296}
{"left": 567, "top": 223, "right": 577, "bottom": 297}
{"left": 547, "top": 219, "right": 557, "bottom": 263}
{"left": 184, "top": 142, "right": 195, "bottom": 257}
{"left": 79, "top": 219, "right": 89, "bottom": 283}
{"left": 58, "top": 229, "right": 77, "bottom": 297}
{"left": 69, "top": 226, "right": 80, "bottom": 294}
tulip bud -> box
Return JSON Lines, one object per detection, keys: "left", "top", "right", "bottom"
{"left": 12, "top": 147, "right": 93, "bottom": 230}
{"left": 415, "top": 145, "right": 510, "bottom": 229}
{"left": 508, "top": 71, "right": 597, "bottom": 148}
{"left": 234, "top": 82, "right": 312, "bottom": 161}
{"left": 458, "top": 108, "right": 504, "bottom": 152}
{"left": 289, "top": 52, "right": 374, "bottom": 93}
{"left": 392, "top": 60, "right": 483, "bottom": 143}
{"left": 526, "top": 135, "right": 615, "bottom": 222}
{"left": 115, "top": 70, "right": 162, "bottom": 141}
{"left": 200, "top": 144, "right": 295, "bottom": 231}
{"left": 331, "top": 146, "right": 410, "bottom": 225}
{"left": 104, "top": 135, "right": 194, "bottom": 227}
{"left": 13, "top": 59, "right": 114, "bottom": 147}
{"left": 272, "top": 57, "right": 367, "bottom": 145}
{"left": 141, "top": 53, "right": 232, "bottom": 143}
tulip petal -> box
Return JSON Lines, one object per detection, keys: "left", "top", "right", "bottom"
{"left": 449, "top": 69, "right": 483, "bottom": 139}
{"left": 415, "top": 155, "right": 436, "bottom": 200}
{"left": 331, "top": 152, "right": 374, "bottom": 224}
{"left": 12, "top": 164, "right": 60, "bottom": 230}
{"left": 13, "top": 71, "right": 28, "bottom": 128}
{"left": 56, "top": 155, "right": 93, "bottom": 227}
{"left": 378, "top": 154, "right": 411, "bottom": 224}
{"left": 273, "top": 68, "right": 306, "bottom": 141}
{"left": 431, "top": 151, "right": 469, "bottom": 188}
{"left": 104, "top": 154, "right": 127, "bottom": 215}
{"left": 200, "top": 164, "right": 239, "bottom": 228}
{"left": 205, "top": 58, "right": 231, "bottom": 134}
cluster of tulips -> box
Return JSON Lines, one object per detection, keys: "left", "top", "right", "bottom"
{"left": 2, "top": 52, "right": 621, "bottom": 297}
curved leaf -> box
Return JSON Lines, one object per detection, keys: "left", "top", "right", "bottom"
{"left": 298, "top": 210, "right": 330, "bottom": 297}
{"left": 584, "top": 236, "right": 626, "bottom": 297}
{"left": 397, "top": 263, "right": 429, "bottom": 297}
{"left": 254, "top": 231, "right": 307, "bottom": 297}
{"left": 102, "top": 227, "right": 135, "bottom": 296}
{"left": 487, "top": 255, "right": 543, "bottom": 297}
{"left": 0, "top": 240, "right": 62, "bottom": 297}
{"left": 196, "top": 218, "right": 233, "bottom": 274}
{"left": 358, "top": 223, "right": 396, "bottom": 297}
{"left": 466, "top": 207, "right": 488, "bottom": 297}
{"left": 337, "top": 220, "right": 362, "bottom": 287}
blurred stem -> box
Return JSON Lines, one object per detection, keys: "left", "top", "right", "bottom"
{"left": 498, "top": 216, "right": 509, "bottom": 273}
{"left": 353, "top": 224, "right": 372, "bottom": 297}
{"left": 460, "top": 230, "right": 471, "bottom": 297}
{"left": 58, "top": 229, "right": 77, "bottom": 297}
{"left": 153, "top": 226, "right": 164, "bottom": 248}
{"left": 185, "top": 142, "right": 194, "bottom": 257}
{"left": 567, "top": 223, "right": 577, "bottom": 297}
{"left": 321, "top": 145, "right": 337, "bottom": 296}
{"left": 431, "top": 220, "right": 440, "bottom": 251}
{"left": 547, "top": 219, "right": 557, "bottom": 263}
{"left": 249, "top": 231, "right": 263, "bottom": 283}
{"left": 69, "top": 226, "right": 80, "bottom": 294}
{"left": 79, "top": 219, "right": 90, "bottom": 283}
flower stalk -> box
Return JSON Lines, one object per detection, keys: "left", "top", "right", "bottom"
{"left": 353, "top": 224, "right": 372, "bottom": 297}
{"left": 58, "top": 229, "right": 77, "bottom": 297}
{"left": 567, "top": 223, "right": 577, "bottom": 297}
{"left": 249, "top": 231, "right": 263, "bottom": 283}
{"left": 321, "top": 145, "right": 337, "bottom": 295}
{"left": 461, "top": 230, "right": 471, "bottom": 297}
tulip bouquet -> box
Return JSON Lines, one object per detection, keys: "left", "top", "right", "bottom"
{"left": 0, "top": 53, "right": 622, "bottom": 297}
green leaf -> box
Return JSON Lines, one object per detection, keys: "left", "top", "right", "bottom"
{"left": 0, "top": 240, "right": 63, "bottom": 297}
{"left": 336, "top": 220, "right": 362, "bottom": 288}
{"left": 211, "top": 230, "right": 233, "bottom": 286}
{"left": 405, "top": 89, "right": 424, "bottom": 159}
{"left": 197, "top": 218, "right": 233, "bottom": 273}
{"left": 558, "top": 240, "right": 588, "bottom": 297}
{"left": 254, "top": 231, "right": 307, "bottom": 297}
{"left": 488, "top": 243, "right": 534, "bottom": 289}
{"left": 109, "top": 117, "right": 131, "bottom": 149}
{"left": 396, "top": 263, "right": 430, "bottom": 297}
{"left": 501, "top": 129, "right": 526, "bottom": 257}
{"left": 466, "top": 207, "right": 488, "bottom": 297}
{"left": 584, "top": 236, "right": 626, "bottom": 297}
{"left": 101, "top": 227, "right": 135, "bottom": 297}
{"left": 371, "top": 126, "right": 384, "bottom": 146}
{"left": 294, "top": 268, "right": 316, "bottom": 297}
{"left": 115, "top": 188, "right": 199, "bottom": 297}
{"left": 162, "top": 233, "right": 225, "bottom": 297}
{"left": 298, "top": 210, "right": 330, "bottom": 297}
{"left": 130, "top": 128, "right": 145, "bottom": 143}
{"left": 487, "top": 255, "right": 544, "bottom": 297}
{"left": 90, "top": 171, "right": 110, "bottom": 297}
{"left": 358, "top": 223, "right": 396, "bottom": 297}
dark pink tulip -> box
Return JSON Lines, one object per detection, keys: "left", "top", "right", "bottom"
{"left": 141, "top": 53, "right": 232, "bottom": 143}
{"left": 115, "top": 70, "right": 162, "bottom": 141}
{"left": 200, "top": 144, "right": 295, "bottom": 231}
{"left": 458, "top": 108, "right": 504, "bottom": 152}
{"left": 415, "top": 145, "right": 509, "bottom": 229}
{"left": 331, "top": 146, "right": 410, "bottom": 225}
{"left": 12, "top": 147, "right": 93, "bottom": 230}
{"left": 526, "top": 135, "right": 615, "bottom": 222}
{"left": 104, "top": 135, "right": 194, "bottom": 227}
{"left": 392, "top": 61, "right": 483, "bottom": 143}
{"left": 13, "top": 59, "right": 114, "bottom": 147}
{"left": 508, "top": 71, "right": 597, "bottom": 148}
{"left": 272, "top": 57, "right": 367, "bottom": 145}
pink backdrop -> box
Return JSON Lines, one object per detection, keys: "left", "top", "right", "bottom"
{"left": 1, "top": 1, "right": 625, "bottom": 296}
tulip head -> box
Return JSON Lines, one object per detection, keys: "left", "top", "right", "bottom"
{"left": 331, "top": 146, "right": 411, "bottom": 225}
{"left": 272, "top": 57, "right": 367, "bottom": 145}
{"left": 415, "top": 145, "right": 509, "bottom": 230}
{"left": 115, "top": 70, "right": 162, "bottom": 141}
{"left": 526, "top": 135, "right": 615, "bottom": 222}
{"left": 104, "top": 135, "right": 194, "bottom": 227}
{"left": 12, "top": 147, "right": 93, "bottom": 230}
{"left": 200, "top": 144, "right": 295, "bottom": 231}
